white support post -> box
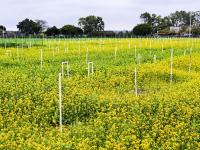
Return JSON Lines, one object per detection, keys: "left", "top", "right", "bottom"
{"left": 62, "top": 61, "right": 70, "bottom": 79}
{"left": 58, "top": 73, "right": 62, "bottom": 132}
{"left": 134, "top": 66, "right": 138, "bottom": 96}
{"left": 184, "top": 49, "right": 186, "bottom": 56}
{"left": 154, "top": 55, "right": 157, "bottom": 64}
{"left": 88, "top": 62, "right": 94, "bottom": 78}
{"left": 170, "top": 49, "right": 173, "bottom": 84}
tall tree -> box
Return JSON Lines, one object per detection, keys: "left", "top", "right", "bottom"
{"left": 139, "top": 10, "right": 200, "bottom": 35}
{"left": 96, "top": 17, "right": 105, "bottom": 31}
{"left": 192, "top": 26, "right": 200, "bottom": 36}
{"left": 169, "top": 11, "right": 191, "bottom": 27}
{"left": 78, "top": 15, "right": 104, "bottom": 35}
{"left": 60, "top": 25, "right": 83, "bottom": 36}
{"left": 17, "top": 18, "right": 40, "bottom": 35}
{"left": 45, "top": 26, "right": 60, "bottom": 36}
{"left": 35, "top": 20, "right": 48, "bottom": 33}
{"left": 140, "top": 12, "right": 164, "bottom": 33}
{"left": 0, "top": 25, "right": 6, "bottom": 34}
{"left": 140, "top": 12, "right": 152, "bottom": 24}
{"left": 193, "top": 11, "right": 200, "bottom": 26}
{"left": 132, "top": 24, "right": 152, "bottom": 36}
{"left": 158, "top": 17, "right": 172, "bottom": 30}
{"left": 151, "top": 14, "right": 162, "bottom": 33}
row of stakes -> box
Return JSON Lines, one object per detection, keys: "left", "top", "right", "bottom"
{"left": 2, "top": 45, "right": 192, "bottom": 92}
{"left": 3, "top": 40, "right": 193, "bottom": 65}
{"left": 4, "top": 46, "right": 192, "bottom": 78}
{"left": 3, "top": 44, "right": 192, "bottom": 80}
{"left": 57, "top": 47, "right": 181, "bottom": 132}
{"left": 1, "top": 44, "right": 192, "bottom": 132}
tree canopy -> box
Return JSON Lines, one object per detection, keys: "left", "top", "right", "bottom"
{"left": 45, "top": 26, "right": 60, "bottom": 36}
{"left": 1, "top": 11, "right": 199, "bottom": 37}
{"left": 60, "top": 25, "right": 83, "bottom": 36}
{"left": 17, "top": 19, "right": 40, "bottom": 35}
{"left": 0, "top": 25, "right": 6, "bottom": 34}
{"left": 17, "top": 19, "right": 47, "bottom": 35}
{"left": 139, "top": 11, "right": 200, "bottom": 35}
{"left": 35, "top": 20, "right": 48, "bottom": 32}
{"left": 78, "top": 16, "right": 105, "bottom": 36}
{"left": 132, "top": 24, "right": 152, "bottom": 36}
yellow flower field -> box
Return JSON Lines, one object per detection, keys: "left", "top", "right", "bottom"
{"left": 0, "top": 38, "right": 200, "bottom": 149}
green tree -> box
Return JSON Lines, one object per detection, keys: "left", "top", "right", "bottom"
{"left": 17, "top": 18, "right": 40, "bottom": 35}
{"left": 78, "top": 16, "right": 105, "bottom": 36}
{"left": 35, "top": 20, "right": 48, "bottom": 33}
{"left": 60, "top": 25, "right": 83, "bottom": 36}
{"left": 140, "top": 12, "right": 152, "bottom": 24}
{"left": 169, "top": 11, "right": 193, "bottom": 27}
{"left": 140, "top": 12, "right": 166, "bottom": 34}
{"left": 45, "top": 26, "right": 60, "bottom": 36}
{"left": 192, "top": 26, "right": 200, "bottom": 36}
{"left": 132, "top": 24, "right": 152, "bottom": 36}
{"left": 151, "top": 14, "right": 162, "bottom": 33}
{"left": 0, "top": 25, "right": 6, "bottom": 34}
{"left": 140, "top": 11, "right": 200, "bottom": 35}
{"left": 159, "top": 17, "right": 172, "bottom": 30}
{"left": 193, "top": 11, "right": 200, "bottom": 26}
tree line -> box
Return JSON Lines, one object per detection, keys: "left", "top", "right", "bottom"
{"left": 0, "top": 16, "right": 105, "bottom": 37}
{"left": 133, "top": 11, "right": 200, "bottom": 36}
{"left": 1, "top": 10, "right": 200, "bottom": 37}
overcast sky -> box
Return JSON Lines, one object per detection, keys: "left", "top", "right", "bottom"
{"left": 1, "top": 0, "right": 200, "bottom": 31}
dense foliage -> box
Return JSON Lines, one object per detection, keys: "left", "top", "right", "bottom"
{"left": 78, "top": 16, "right": 105, "bottom": 36}
{"left": 132, "top": 24, "right": 152, "bottom": 36}
{"left": 45, "top": 26, "right": 60, "bottom": 36}
{"left": 17, "top": 19, "right": 42, "bottom": 35}
{"left": 60, "top": 25, "right": 83, "bottom": 36}
{"left": 0, "top": 25, "right": 6, "bottom": 34}
{"left": 140, "top": 11, "right": 200, "bottom": 34}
